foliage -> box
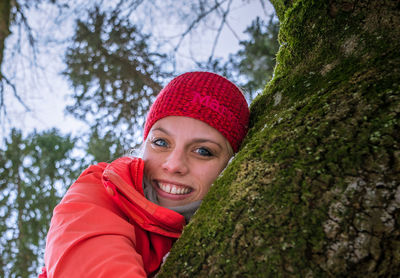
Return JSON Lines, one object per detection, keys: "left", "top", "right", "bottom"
{"left": 0, "top": 128, "right": 78, "bottom": 277}
{"left": 64, "top": 5, "right": 169, "bottom": 146}
{"left": 86, "top": 126, "right": 126, "bottom": 163}
{"left": 229, "top": 15, "right": 279, "bottom": 100}
{"left": 64, "top": 6, "right": 280, "bottom": 141}
{"left": 204, "top": 15, "right": 280, "bottom": 102}
{"left": 0, "top": 1, "right": 282, "bottom": 275}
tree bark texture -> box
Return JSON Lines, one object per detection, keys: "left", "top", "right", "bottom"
{"left": 159, "top": 1, "right": 400, "bottom": 277}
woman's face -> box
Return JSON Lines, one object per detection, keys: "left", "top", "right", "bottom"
{"left": 143, "top": 116, "right": 232, "bottom": 207}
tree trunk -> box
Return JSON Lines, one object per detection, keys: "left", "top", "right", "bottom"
{"left": 0, "top": 0, "right": 11, "bottom": 75}
{"left": 158, "top": 1, "right": 400, "bottom": 277}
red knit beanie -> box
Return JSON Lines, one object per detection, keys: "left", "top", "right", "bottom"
{"left": 144, "top": 72, "right": 249, "bottom": 153}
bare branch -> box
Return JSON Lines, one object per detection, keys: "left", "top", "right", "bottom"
{"left": 119, "top": 0, "right": 145, "bottom": 18}
{"left": 2, "top": 74, "right": 31, "bottom": 112}
{"left": 221, "top": 16, "right": 241, "bottom": 41}
{"left": 14, "top": 1, "right": 39, "bottom": 64}
{"left": 208, "top": 0, "right": 233, "bottom": 62}
{"left": 173, "top": 0, "right": 228, "bottom": 52}
{"left": 0, "top": 80, "right": 4, "bottom": 111}
{"left": 258, "top": 0, "right": 270, "bottom": 17}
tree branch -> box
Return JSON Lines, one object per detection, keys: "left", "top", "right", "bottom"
{"left": 2, "top": 74, "right": 31, "bottom": 112}
{"left": 208, "top": 0, "right": 233, "bottom": 63}
{"left": 173, "top": 0, "right": 228, "bottom": 52}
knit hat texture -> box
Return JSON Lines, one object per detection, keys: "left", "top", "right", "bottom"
{"left": 144, "top": 72, "right": 249, "bottom": 152}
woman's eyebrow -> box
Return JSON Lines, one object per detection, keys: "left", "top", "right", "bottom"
{"left": 152, "top": 127, "right": 170, "bottom": 135}
{"left": 191, "top": 138, "right": 223, "bottom": 150}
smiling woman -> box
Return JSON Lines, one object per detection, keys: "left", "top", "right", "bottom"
{"left": 143, "top": 116, "right": 232, "bottom": 208}
{"left": 39, "top": 72, "right": 249, "bottom": 277}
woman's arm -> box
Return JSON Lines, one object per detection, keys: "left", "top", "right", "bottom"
{"left": 44, "top": 165, "right": 147, "bottom": 277}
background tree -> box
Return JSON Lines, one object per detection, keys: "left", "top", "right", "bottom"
{"left": 0, "top": 0, "right": 60, "bottom": 120}
{"left": 0, "top": 0, "right": 11, "bottom": 75}
{"left": 64, "top": 5, "right": 167, "bottom": 147}
{"left": 230, "top": 15, "right": 279, "bottom": 100}
{"left": 85, "top": 126, "right": 126, "bottom": 163}
{"left": 64, "top": 2, "right": 279, "bottom": 147}
{"left": 159, "top": 1, "right": 400, "bottom": 276}
{"left": 1, "top": 0, "right": 272, "bottom": 128}
{"left": 0, "top": 129, "right": 78, "bottom": 277}
{"left": 202, "top": 14, "right": 280, "bottom": 102}
{"left": 0, "top": 1, "right": 281, "bottom": 276}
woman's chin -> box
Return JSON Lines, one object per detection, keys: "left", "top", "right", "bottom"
{"left": 157, "top": 194, "right": 191, "bottom": 208}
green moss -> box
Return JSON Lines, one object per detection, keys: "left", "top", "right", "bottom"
{"left": 158, "top": 1, "right": 400, "bottom": 277}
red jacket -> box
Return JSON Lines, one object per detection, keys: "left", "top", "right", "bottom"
{"left": 40, "top": 157, "right": 185, "bottom": 277}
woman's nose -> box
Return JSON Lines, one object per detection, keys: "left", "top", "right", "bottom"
{"left": 162, "top": 149, "right": 189, "bottom": 175}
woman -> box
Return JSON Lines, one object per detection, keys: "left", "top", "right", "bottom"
{"left": 40, "top": 72, "right": 249, "bottom": 277}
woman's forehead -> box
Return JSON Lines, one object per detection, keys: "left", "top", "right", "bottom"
{"left": 151, "top": 116, "right": 226, "bottom": 142}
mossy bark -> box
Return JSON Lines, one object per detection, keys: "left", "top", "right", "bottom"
{"left": 158, "top": 1, "right": 400, "bottom": 277}
{"left": 0, "top": 0, "right": 11, "bottom": 77}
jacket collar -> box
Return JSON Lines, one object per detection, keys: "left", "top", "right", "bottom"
{"left": 102, "top": 156, "right": 185, "bottom": 237}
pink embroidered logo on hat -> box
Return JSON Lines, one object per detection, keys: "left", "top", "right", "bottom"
{"left": 192, "top": 92, "right": 239, "bottom": 126}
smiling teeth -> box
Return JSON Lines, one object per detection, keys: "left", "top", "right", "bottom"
{"left": 158, "top": 182, "right": 191, "bottom": 195}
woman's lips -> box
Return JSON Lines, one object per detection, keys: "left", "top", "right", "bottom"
{"left": 153, "top": 180, "right": 193, "bottom": 200}
{"left": 157, "top": 182, "right": 192, "bottom": 195}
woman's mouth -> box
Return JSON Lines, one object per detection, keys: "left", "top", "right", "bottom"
{"left": 157, "top": 181, "right": 192, "bottom": 195}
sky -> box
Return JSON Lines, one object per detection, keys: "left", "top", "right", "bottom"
{"left": 2, "top": 0, "right": 274, "bottom": 139}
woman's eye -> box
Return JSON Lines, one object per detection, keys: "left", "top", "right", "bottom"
{"left": 153, "top": 138, "right": 168, "bottom": 147}
{"left": 195, "top": 147, "right": 213, "bottom": 157}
